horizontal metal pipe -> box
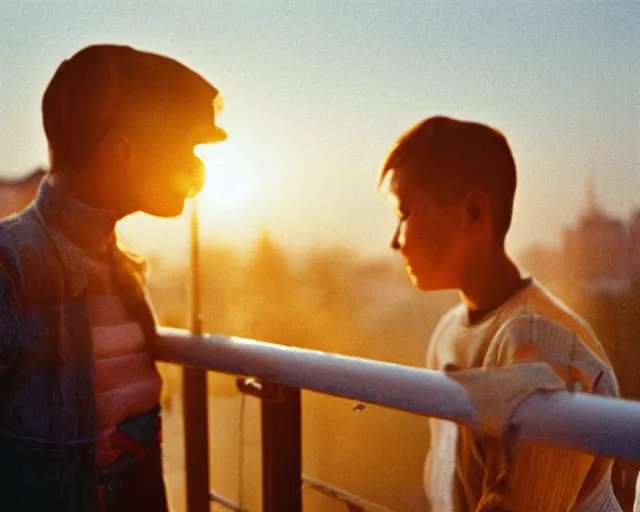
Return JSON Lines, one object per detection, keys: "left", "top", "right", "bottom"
{"left": 156, "top": 327, "right": 479, "bottom": 426}
{"left": 156, "top": 327, "right": 640, "bottom": 460}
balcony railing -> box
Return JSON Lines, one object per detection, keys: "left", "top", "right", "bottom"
{"left": 157, "top": 327, "right": 640, "bottom": 511}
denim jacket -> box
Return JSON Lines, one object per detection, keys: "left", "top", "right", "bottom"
{"left": 0, "top": 181, "right": 158, "bottom": 511}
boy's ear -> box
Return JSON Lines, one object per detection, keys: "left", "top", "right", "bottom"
{"left": 98, "top": 130, "right": 132, "bottom": 166}
{"left": 464, "top": 189, "right": 489, "bottom": 226}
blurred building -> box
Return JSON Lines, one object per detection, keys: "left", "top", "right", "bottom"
{"left": 562, "top": 180, "right": 634, "bottom": 295}
{"left": 520, "top": 179, "right": 640, "bottom": 297}
{"left": 628, "top": 209, "right": 640, "bottom": 280}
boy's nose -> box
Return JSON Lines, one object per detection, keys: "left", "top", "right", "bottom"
{"left": 391, "top": 224, "right": 402, "bottom": 250}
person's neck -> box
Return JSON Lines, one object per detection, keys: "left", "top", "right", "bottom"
{"left": 458, "top": 245, "right": 526, "bottom": 324}
{"left": 48, "top": 170, "right": 130, "bottom": 220}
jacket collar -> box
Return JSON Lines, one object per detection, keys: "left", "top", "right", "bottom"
{"left": 32, "top": 178, "right": 146, "bottom": 298}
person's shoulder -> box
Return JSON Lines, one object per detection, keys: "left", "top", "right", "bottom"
{"left": 0, "top": 207, "right": 59, "bottom": 306}
{"left": 0, "top": 207, "right": 48, "bottom": 248}
{"left": 0, "top": 208, "right": 51, "bottom": 266}
{"left": 0, "top": 218, "right": 21, "bottom": 313}
{"left": 432, "top": 302, "right": 465, "bottom": 338}
{"left": 486, "top": 284, "right": 618, "bottom": 396}
{"left": 510, "top": 281, "right": 607, "bottom": 354}
{"left": 426, "top": 302, "right": 464, "bottom": 368}
{"left": 0, "top": 211, "right": 26, "bottom": 240}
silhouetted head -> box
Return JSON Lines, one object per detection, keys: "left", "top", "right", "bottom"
{"left": 42, "top": 44, "right": 226, "bottom": 218}
{"left": 378, "top": 116, "right": 517, "bottom": 291}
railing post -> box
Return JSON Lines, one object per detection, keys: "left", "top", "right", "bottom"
{"left": 238, "top": 379, "right": 303, "bottom": 512}
{"left": 182, "top": 367, "right": 210, "bottom": 511}
{"left": 261, "top": 383, "right": 302, "bottom": 512}
{"left": 182, "top": 201, "right": 210, "bottom": 512}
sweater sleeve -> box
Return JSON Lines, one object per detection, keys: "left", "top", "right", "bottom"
{"left": 475, "top": 314, "right": 619, "bottom": 512}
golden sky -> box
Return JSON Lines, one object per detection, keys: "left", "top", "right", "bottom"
{"left": 2, "top": 3, "right": 638, "bottom": 261}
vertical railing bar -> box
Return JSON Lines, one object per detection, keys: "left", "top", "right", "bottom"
{"left": 182, "top": 200, "right": 210, "bottom": 512}
{"left": 261, "top": 383, "right": 303, "bottom": 512}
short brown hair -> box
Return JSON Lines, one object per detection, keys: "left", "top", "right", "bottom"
{"left": 379, "top": 116, "right": 517, "bottom": 236}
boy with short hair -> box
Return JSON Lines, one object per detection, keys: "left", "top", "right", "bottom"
{"left": 379, "top": 116, "right": 620, "bottom": 511}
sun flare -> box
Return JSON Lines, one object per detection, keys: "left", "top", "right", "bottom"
{"left": 194, "top": 141, "right": 255, "bottom": 212}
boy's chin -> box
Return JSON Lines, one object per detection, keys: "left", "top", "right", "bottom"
{"left": 409, "top": 272, "right": 449, "bottom": 292}
{"left": 141, "top": 196, "right": 188, "bottom": 218}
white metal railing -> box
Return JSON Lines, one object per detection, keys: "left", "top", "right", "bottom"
{"left": 303, "top": 476, "right": 397, "bottom": 512}
{"left": 209, "top": 491, "right": 246, "bottom": 512}
{"left": 210, "top": 478, "right": 397, "bottom": 512}
{"left": 156, "top": 327, "right": 640, "bottom": 460}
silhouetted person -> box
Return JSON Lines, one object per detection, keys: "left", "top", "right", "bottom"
{"left": 378, "top": 116, "right": 621, "bottom": 511}
{"left": 0, "top": 45, "right": 226, "bottom": 511}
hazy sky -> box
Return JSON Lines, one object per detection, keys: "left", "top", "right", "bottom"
{"left": 1, "top": 2, "right": 639, "bottom": 259}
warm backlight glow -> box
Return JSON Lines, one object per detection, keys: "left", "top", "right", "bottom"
{"left": 194, "top": 141, "right": 255, "bottom": 212}
{"left": 118, "top": 133, "right": 266, "bottom": 257}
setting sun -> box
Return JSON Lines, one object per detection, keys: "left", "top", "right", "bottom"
{"left": 194, "top": 141, "right": 255, "bottom": 212}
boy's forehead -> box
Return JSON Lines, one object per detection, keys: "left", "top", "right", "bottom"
{"left": 387, "top": 168, "right": 415, "bottom": 203}
{"left": 387, "top": 166, "right": 443, "bottom": 211}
